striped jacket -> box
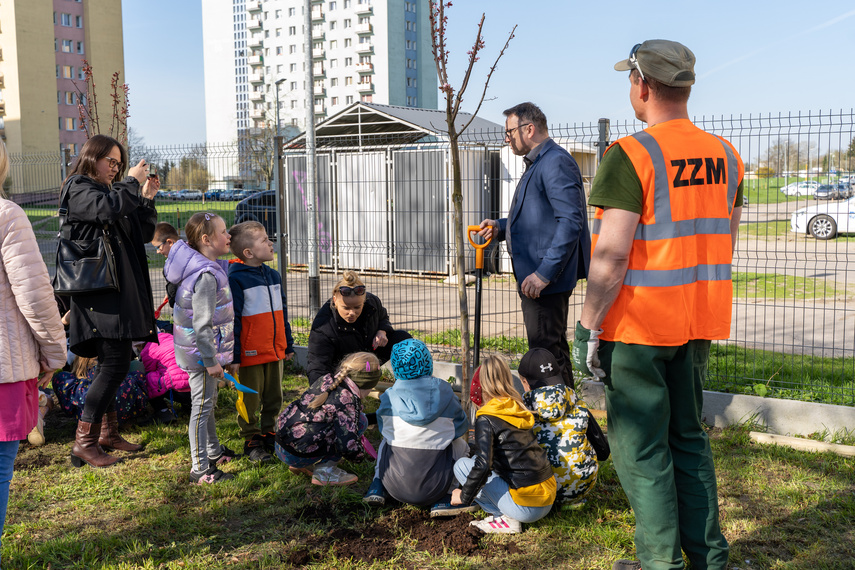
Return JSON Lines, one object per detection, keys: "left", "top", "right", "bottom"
{"left": 228, "top": 260, "right": 294, "bottom": 367}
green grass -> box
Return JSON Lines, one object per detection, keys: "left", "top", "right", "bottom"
{"left": 708, "top": 342, "right": 855, "bottom": 406}
{"left": 411, "top": 328, "right": 530, "bottom": 357}
{"left": 5, "top": 372, "right": 855, "bottom": 569}
{"left": 733, "top": 271, "right": 849, "bottom": 300}
{"left": 741, "top": 220, "right": 792, "bottom": 239}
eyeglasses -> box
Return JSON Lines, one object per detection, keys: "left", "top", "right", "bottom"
{"left": 103, "top": 157, "right": 123, "bottom": 170}
{"left": 152, "top": 240, "right": 169, "bottom": 253}
{"left": 629, "top": 43, "right": 646, "bottom": 82}
{"left": 504, "top": 123, "right": 531, "bottom": 139}
{"left": 338, "top": 285, "right": 366, "bottom": 297}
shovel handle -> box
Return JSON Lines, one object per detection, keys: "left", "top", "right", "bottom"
{"left": 467, "top": 225, "right": 493, "bottom": 270}
{"left": 154, "top": 295, "right": 169, "bottom": 319}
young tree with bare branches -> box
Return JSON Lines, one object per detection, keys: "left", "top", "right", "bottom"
{"left": 429, "top": 1, "right": 515, "bottom": 403}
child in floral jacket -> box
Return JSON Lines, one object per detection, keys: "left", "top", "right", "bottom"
{"left": 275, "top": 352, "right": 381, "bottom": 486}
{"left": 519, "top": 348, "right": 598, "bottom": 504}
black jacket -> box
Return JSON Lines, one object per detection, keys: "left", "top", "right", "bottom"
{"left": 306, "top": 292, "right": 393, "bottom": 384}
{"left": 459, "top": 414, "right": 554, "bottom": 506}
{"left": 64, "top": 174, "right": 158, "bottom": 357}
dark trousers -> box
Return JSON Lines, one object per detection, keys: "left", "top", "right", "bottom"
{"left": 602, "top": 339, "right": 728, "bottom": 570}
{"left": 520, "top": 290, "right": 573, "bottom": 387}
{"left": 80, "top": 338, "right": 133, "bottom": 424}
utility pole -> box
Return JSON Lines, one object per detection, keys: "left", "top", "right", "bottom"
{"left": 305, "top": 0, "right": 320, "bottom": 314}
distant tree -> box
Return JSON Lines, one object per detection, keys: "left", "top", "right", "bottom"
{"left": 127, "top": 127, "right": 146, "bottom": 163}
{"left": 847, "top": 136, "right": 855, "bottom": 159}
{"left": 429, "top": 0, "right": 515, "bottom": 402}
{"left": 763, "top": 138, "right": 815, "bottom": 176}
{"left": 237, "top": 113, "right": 301, "bottom": 190}
{"left": 169, "top": 150, "right": 210, "bottom": 191}
{"left": 756, "top": 167, "right": 775, "bottom": 178}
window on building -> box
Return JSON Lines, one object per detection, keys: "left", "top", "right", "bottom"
{"left": 288, "top": 7, "right": 296, "bottom": 16}
{"left": 290, "top": 63, "right": 297, "bottom": 72}
{"left": 62, "top": 65, "right": 73, "bottom": 78}
{"left": 276, "top": 46, "right": 283, "bottom": 54}
{"left": 329, "top": 39, "right": 337, "bottom": 49}
{"left": 343, "top": 19, "right": 351, "bottom": 28}
{"left": 406, "top": 58, "right": 416, "bottom": 69}
{"left": 329, "top": 21, "right": 337, "bottom": 31}
{"left": 344, "top": 57, "right": 352, "bottom": 66}
{"left": 65, "top": 92, "right": 75, "bottom": 105}
{"left": 276, "top": 28, "right": 282, "bottom": 36}
{"left": 331, "top": 96, "right": 338, "bottom": 105}
{"left": 77, "top": 41, "right": 84, "bottom": 54}
{"left": 75, "top": 15, "right": 83, "bottom": 28}
{"left": 361, "top": 94, "right": 373, "bottom": 102}
{"left": 54, "top": 38, "right": 58, "bottom": 52}
{"left": 291, "top": 100, "right": 298, "bottom": 108}
{"left": 290, "top": 81, "right": 297, "bottom": 90}
{"left": 289, "top": 44, "right": 297, "bottom": 54}
{"left": 78, "top": 68, "right": 85, "bottom": 80}
{"left": 61, "top": 13, "right": 72, "bottom": 27}
{"left": 53, "top": 12, "right": 57, "bottom": 25}
{"left": 289, "top": 26, "right": 296, "bottom": 35}
{"left": 65, "top": 117, "right": 75, "bottom": 131}
{"left": 330, "top": 77, "right": 338, "bottom": 86}
{"left": 265, "top": 30, "right": 270, "bottom": 38}
{"left": 292, "top": 118, "right": 298, "bottom": 126}
{"left": 405, "top": 2, "right": 416, "bottom": 12}
{"left": 407, "top": 77, "right": 417, "bottom": 87}
{"left": 330, "top": 59, "right": 338, "bottom": 68}
{"left": 344, "top": 0, "right": 351, "bottom": 7}
{"left": 277, "top": 64, "right": 283, "bottom": 72}
{"left": 344, "top": 38, "right": 352, "bottom": 47}
{"left": 345, "top": 76, "right": 353, "bottom": 85}
{"left": 346, "top": 95, "right": 353, "bottom": 104}
{"left": 275, "top": 9, "right": 282, "bottom": 18}
{"left": 67, "top": 143, "right": 77, "bottom": 155}
{"left": 359, "top": 16, "right": 370, "bottom": 24}
{"left": 62, "top": 40, "right": 72, "bottom": 54}
{"left": 329, "top": 1, "right": 337, "bottom": 9}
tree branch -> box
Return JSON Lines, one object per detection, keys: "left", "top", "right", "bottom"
{"left": 457, "top": 25, "right": 516, "bottom": 135}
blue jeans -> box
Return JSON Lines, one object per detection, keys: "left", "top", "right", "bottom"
{"left": 0, "top": 440, "right": 20, "bottom": 569}
{"left": 453, "top": 456, "right": 553, "bottom": 524}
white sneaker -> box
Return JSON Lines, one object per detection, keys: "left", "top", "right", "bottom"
{"left": 470, "top": 515, "right": 522, "bottom": 534}
{"left": 311, "top": 465, "right": 357, "bottom": 486}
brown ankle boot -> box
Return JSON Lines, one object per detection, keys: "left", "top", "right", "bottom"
{"left": 99, "top": 411, "right": 144, "bottom": 452}
{"left": 71, "top": 421, "right": 119, "bottom": 468}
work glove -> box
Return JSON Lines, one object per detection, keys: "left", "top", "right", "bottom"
{"left": 572, "top": 321, "right": 605, "bottom": 379}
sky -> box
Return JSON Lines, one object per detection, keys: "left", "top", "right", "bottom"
{"left": 123, "top": 0, "right": 855, "bottom": 147}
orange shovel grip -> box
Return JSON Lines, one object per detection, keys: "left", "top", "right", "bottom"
{"left": 467, "top": 225, "right": 493, "bottom": 270}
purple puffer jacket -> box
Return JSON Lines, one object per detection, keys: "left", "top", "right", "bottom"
{"left": 140, "top": 332, "right": 190, "bottom": 398}
{"left": 163, "top": 240, "right": 234, "bottom": 371}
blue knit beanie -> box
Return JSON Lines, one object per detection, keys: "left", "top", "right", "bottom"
{"left": 391, "top": 339, "right": 433, "bottom": 380}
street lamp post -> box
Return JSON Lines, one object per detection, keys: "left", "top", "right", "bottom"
{"left": 274, "top": 77, "right": 286, "bottom": 138}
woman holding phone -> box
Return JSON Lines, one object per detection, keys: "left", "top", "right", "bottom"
{"left": 306, "top": 270, "right": 411, "bottom": 385}
{"left": 63, "top": 134, "right": 160, "bottom": 468}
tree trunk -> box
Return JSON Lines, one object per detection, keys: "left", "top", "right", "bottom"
{"left": 449, "top": 135, "right": 471, "bottom": 406}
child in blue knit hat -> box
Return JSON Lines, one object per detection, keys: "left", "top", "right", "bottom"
{"left": 363, "top": 339, "right": 471, "bottom": 512}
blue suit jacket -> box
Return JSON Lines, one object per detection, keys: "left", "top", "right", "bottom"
{"left": 497, "top": 138, "right": 591, "bottom": 295}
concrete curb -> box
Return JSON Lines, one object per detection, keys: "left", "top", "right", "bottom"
{"left": 290, "top": 346, "right": 855, "bottom": 438}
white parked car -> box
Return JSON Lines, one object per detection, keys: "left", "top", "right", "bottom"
{"left": 780, "top": 181, "right": 819, "bottom": 196}
{"left": 790, "top": 196, "right": 855, "bottom": 239}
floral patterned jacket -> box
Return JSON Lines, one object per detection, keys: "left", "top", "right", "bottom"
{"left": 275, "top": 373, "right": 366, "bottom": 462}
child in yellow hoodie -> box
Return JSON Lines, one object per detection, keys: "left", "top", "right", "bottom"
{"left": 450, "top": 355, "right": 557, "bottom": 534}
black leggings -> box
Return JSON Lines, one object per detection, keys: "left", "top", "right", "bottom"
{"left": 80, "top": 338, "right": 134, "bottom": 424}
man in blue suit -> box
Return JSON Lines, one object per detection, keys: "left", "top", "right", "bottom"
{"left": 479, "top": 102, "right": 591, "bottom": 386}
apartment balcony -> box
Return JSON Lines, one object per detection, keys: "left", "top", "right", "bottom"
{"left": 355, "top": 43, "right": 373, "bottom": 55}
{"left": 250, "top": 108, "right": 265, "bottom": 120}
{"left": 355, "top": 5, "right": 373, "bottom": 16}
{"left": 248, "top": 55, "right": 264, "bottom": 67}
{"left": 356, "top": 23, "right": 373, "bottom": 35}
{"left": 249, "top": 73, "right": 265, "bottom": 84}
{"left": 249, "top": 90, "right": 265, "bottom": 102}
{"left": 248, "top": 18, "right": 262, "bottom": 31}
{"left": 313, "top": 87, "right": 326, "bottom": 97}
{"left": 311, "top": 8, "right": 324, "bottom": 22}
{"left": 312, "top": 48, "right": 325, "bottom": 60}
{"left": 312, "top": 64, "right": 326, "bottom": 77}
{"left": 355, "top": 62, "right": 374, "bottom": 74}
{"left": 0, "top": 102, "right": 5, "bottom": 116}
{"left": 313, "top": 31, "right": 326, "bottom": 41}
{"left": 311, "top": 0, "right": 323, "bottom": 4}
{"left": 248, "top": 35, "right": 263, "bottom": 49}
{"left": 357, "top": 82, "right": 374, "bottom": 94}
{"left": 246, "top": 0, "right": 262, "bottom": 12}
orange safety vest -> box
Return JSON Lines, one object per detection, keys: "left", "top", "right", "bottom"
{"left": 592, "top": 119, "right": 743, "bottom": 346}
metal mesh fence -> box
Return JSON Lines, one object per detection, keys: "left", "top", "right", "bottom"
{"left": 15, "top": 109, "right": 855, "bottom": 405}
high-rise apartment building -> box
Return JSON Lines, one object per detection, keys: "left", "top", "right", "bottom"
{"left": 0, "top": 0, "right": 124, "bottom": 157}
{"left": 202, "top": 0, "right": 437, "bottom": 144}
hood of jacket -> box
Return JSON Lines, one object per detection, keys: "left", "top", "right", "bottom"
{"left": 477, "top": 397, "right": 534, "bottom": 430}
{"left": 523, "top": 384, "right": 573, "bottom": 421}
{"left": 383, "top": 375, "right": 455, "bottom": 426}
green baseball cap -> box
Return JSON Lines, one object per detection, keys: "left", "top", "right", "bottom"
{"left": 614, "top": 39, "right": 696, "bottom": 87}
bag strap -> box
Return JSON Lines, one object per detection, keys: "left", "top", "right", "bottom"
{"left": 57, "top": 178, "right": 112, "bottom": 240}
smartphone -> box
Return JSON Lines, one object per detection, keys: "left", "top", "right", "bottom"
{"left": 148, "top": 169, "right": 158, "bottom": 179}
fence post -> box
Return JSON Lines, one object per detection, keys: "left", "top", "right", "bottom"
{"left": 61, "top": 148, "right": 71, "bottom": 182}
{"left": 597, "top": 118, "right": 610, "bottom": 164}
{"left": 274, "top": 135, "right": 288, "bottom": 302}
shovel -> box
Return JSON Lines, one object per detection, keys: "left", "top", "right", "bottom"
{"left": 196, "top": 361, "right": 257, "bottom": 424}
{"left": 467, "top": 225, "right": 493, "bottom": 369}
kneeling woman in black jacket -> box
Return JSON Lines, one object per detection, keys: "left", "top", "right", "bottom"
{"left": 450, "top": 355, "right": 556, "bottom": 534}
{"left": 306, "top": 270, "right": 410, "bottom": 385}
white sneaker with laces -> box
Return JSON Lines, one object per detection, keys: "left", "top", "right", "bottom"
{"left": 470, "top": 514, "right": 522, "bottom": 534}
{"left": 311, "top": 465, "right": 357, "bottom": 486}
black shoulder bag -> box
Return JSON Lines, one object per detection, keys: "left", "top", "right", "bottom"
{"left": 52, "top": 182, "right": 120, "bottom": 295}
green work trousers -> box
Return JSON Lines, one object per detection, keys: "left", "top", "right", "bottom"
{"left": 237, "top": 360, "right": 284, "bottom": 439}
{"left": 600, "top": 339, "right": 728, "bottom": 570}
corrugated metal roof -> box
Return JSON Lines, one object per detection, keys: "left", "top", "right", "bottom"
{"left": 284, "top": 102, "right": 505, "bottom": 149}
